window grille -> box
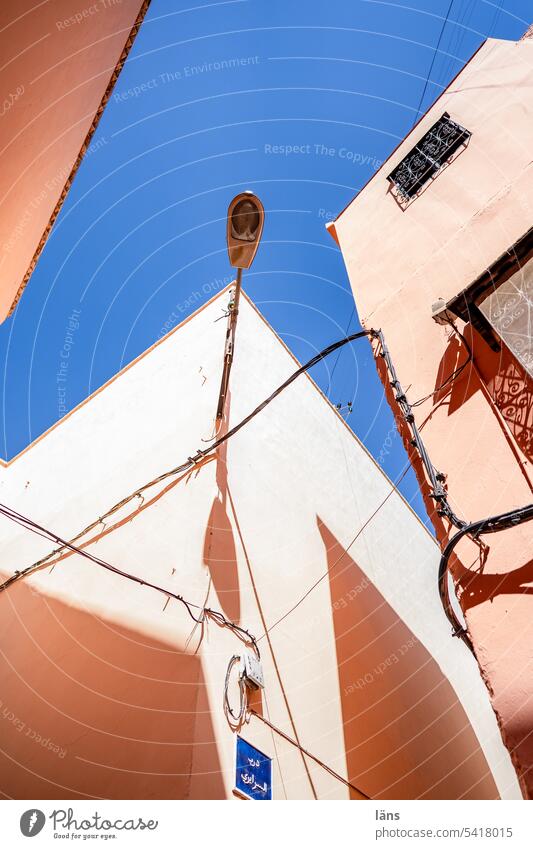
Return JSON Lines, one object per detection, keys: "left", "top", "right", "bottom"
{"left": 387, "top": 113, "right": 471, "bottom": 201}
{"left": 479, "top": 260, "right": 533, "bottom": 378}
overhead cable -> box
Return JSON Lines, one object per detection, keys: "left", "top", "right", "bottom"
{"left": 1, "top": 321, "right": 531, "bottom": 655}
{"left": 0, "top": 330, "right": 373, "bottom": 589}
{"left": 250, "top": 710, "right": 371, "bottom": 799}
{"left": 411, "top": 322, "right": 472, "bottom": 408}
{"left": 372, "top": 328, "right": 466, "bottom": 528}
{"left": 413, "top": 0, "right": 456, "bottom": 125}
{"left": 223, "top": 654, "right": 247, "bottom": 724}
{"left": 0, "top": 500, "right": 260, "bottom": 657}
{"left": 438, "top": 504, "right": 533, "bottom": 651}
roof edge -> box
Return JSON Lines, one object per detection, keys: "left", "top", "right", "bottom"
{"left": 0, "top": 280, "right": 235, "bottom": 468}
{"left": 328, "top": 37, "right": 489, "bottom": 232}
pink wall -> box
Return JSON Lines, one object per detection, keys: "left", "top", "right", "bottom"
{"left": 333, "top": 37, "right": 533, "bottom": 796}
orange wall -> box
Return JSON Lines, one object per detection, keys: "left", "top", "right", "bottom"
{"left": 0, "top": 0, "right": 148, "bottom": 321}
{"left": 334, "top": 37, "right": 533, "bottom": 796}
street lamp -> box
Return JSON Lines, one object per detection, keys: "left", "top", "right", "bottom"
{"left": 215, "top": 191, "right": 264, "bottom": 420}
{"left": 226, "top": 191, "right": 264, "bottom": 270}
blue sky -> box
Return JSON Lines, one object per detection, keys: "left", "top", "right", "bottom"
{"left": 1, "top": 0, "right": 530, "bottom": 525}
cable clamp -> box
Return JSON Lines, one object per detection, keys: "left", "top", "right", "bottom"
{"left": 189, "top": 450, "right": 205, "bottom": 465}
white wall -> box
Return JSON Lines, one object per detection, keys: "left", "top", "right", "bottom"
{"left": 0, "top": 287, "right": 519, "bottom": 799}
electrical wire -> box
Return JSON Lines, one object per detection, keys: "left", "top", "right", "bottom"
{"left": 223, "top": 654, "right": 247, "bottom": 724}
{"left": 328, "top": 305, "right": 356, "bottom": 388}
{"left": 1, "top": 320, "right": 530, "bottom": 655}
{"left": 0, "top": 331, "right": 380, "bottom": 661}
{"left": 437, "top": 0, "right": 475, "bottom": 94}
{"left": 411, "top": 322, "right": 472, "bottom": 408}
{"left": 372, "top": 329, "right": 466, "bottom": 529}
{"left": 250, "top": 710, "right": 371, "bottom": 799}
{"left": 0, "top": 330, "right": 373, "bottom": 591}
{"left": 413, "top": 0, "right": 456, "bottom": 125}
{"left": 371, "top": 329, "right": 533, "bottom": 651}
{"left": 438, "top": 503, "right": 533, "bottom": 651}
{"left": 0, "top": 500, "right": 260, "bottom": 657}
{"left": 0, "top": 307, "right": 529, "bottom": 808}
{"left": 260, "top": 459, "right": 412, "bottom": 642}
{"left": 5, "top": 305, "right": 523, "bottom": 790}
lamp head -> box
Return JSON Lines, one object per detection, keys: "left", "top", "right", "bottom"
{"left": 226, "top": 191, "right": 264, "bottom": 269}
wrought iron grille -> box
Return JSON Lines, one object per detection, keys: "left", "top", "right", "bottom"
{"left": 387, "top": 113, "right": 471, "bottom": 201}
{"left": 479, "top": 258, "right": 533, "bottom": 378}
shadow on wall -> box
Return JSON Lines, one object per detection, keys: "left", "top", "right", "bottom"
{"left": 491, "top": 354, "right": 533, "bottom": 461}
{"left": 0, "top": 578, "right": 225, "bottom": 800}
{"left": 203, "top": 390, "right": 241, "bottom": 624}
{"left": 453, "top": 553, "right": 533, "bottom": 612}
{"left": 438, "top": 325, "right": 532, "bottom": 464}
{"left": 317, "top": 516, "right": 499, "bottom": 800}
{"left": 374, "top": 326, "right": 532, "bottom": 585}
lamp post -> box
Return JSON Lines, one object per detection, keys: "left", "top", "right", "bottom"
{"left": 215, "top": 191, "right": 264, "bottom": 420}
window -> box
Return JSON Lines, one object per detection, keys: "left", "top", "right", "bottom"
{"left": 445, "top": 228, "right": 533, "bottom": 369}
{"left": 387, "top": 112, "right": 471, "bottom": 202}
{"left": 478, "top": 259, "right": 533, "bottom": 377}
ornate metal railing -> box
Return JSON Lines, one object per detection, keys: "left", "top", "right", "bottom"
{"left": 387, "top": 112, "right": 471, "bottom": 201}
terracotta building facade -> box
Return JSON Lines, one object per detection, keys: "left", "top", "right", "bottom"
{"left": 330, "top": 34, "right": 533, "bottom": 795}
{"left": 0, "top": 0, "right": 149, "bottom": 322}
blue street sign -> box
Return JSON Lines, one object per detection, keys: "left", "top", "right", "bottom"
{"left": 235, "top": 736, "right": 272, "bottom": 800}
